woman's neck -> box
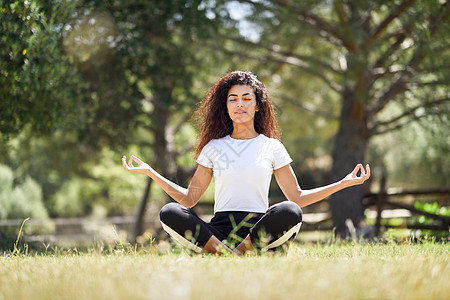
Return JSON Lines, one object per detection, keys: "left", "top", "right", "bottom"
{"left": 230, "top": 124, "right": 258, "bottom": 140}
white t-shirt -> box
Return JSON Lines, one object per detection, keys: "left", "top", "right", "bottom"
{"left": 196, "top": 134, "right": 292, "bottom": 213}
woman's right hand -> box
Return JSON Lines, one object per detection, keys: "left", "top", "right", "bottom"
{"left": 122, "top": 155, "right": 152, "bottom": 176}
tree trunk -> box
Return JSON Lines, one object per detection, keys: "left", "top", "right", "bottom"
{"left": 128, "top": 90, "right": 178, "bottom": 241}
{"left": 128, "top": 178, "right": 152, "bottom": 242}
{"left": 329, "top": 88, "right": 369, "bottom": 238}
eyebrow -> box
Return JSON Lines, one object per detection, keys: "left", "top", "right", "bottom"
{"left": 228, "top": 93, "right": 253, "bottom": 98}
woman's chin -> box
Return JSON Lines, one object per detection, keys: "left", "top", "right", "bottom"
{"left": 232, "top": 120, "right": 254, "bottom": 127}
{"left": 232, "top": 116, "right": 254, "bottom": 123}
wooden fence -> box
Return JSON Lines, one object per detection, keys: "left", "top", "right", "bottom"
{"left": 364, "top": 186, "right": 450, "bottom": 234}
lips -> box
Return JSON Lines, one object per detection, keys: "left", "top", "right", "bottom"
{"left": 235, "top": 110, "right": 246, "bottom": 114}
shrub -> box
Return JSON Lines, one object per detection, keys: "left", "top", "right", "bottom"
{"left": 0, "top": 164, "right": 53, "bottom": 235}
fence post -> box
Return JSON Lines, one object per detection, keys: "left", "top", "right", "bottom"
{"left": 375, "top": 172, "right": 387, "bottom": 236}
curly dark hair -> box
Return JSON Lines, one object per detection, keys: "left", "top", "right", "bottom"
{"left": 194, "top": 71, "right": 281, "bottom": 158}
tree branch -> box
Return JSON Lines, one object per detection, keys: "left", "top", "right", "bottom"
{"left": 371, "top": 14, "right": 417, "bottom": 75}
{"left": 370, "top": 2, "right": 448, "bottom": 116}
{"left": 372, "top": 32, "right": 407, "bottom": 70}
{"left": 370, "top": 97, "right": 450, "bottom": 135}
{"left": 217, "top": 33, "right": 341, "bottom": 74}
{"left": 278, "top": 92, "right": 339, "bottom": 119}
{"left": 222, "top": 34, "right": 343, "bottom": 75}
{"left": 333, "top": 0, "right": 358, "bottom": 52}
{"left": 280, "top": 0, "right": 356, "bottom": 52}
{"left": 268, "top": 45, "right": 343, "bottom": 75}
{"left": 201, "top": 41, "right": 342, "bottom": 93}
{"left": 367, "top": 0, "right": 415, "bottom": 46}
{"left": 407, "top": 80, "right": 450, "bottom": 88}
{"left": 403, "top": 1, "right": 449, "bottom": 69}
{"left": 378, "top": 29, "right": 409, "bottom": 44}
{"left": 371, "top": 65, "right": 410, "bottom": 80}
{"left": 264, "top": 54, "right": 343, "bottom": 93}
{"left": 237, "top": 0, "right": 349, "bottom": 49}
{"left": 371, "top": 72, "right": 412, "bottom": 116}
{"left": 371, "top": 114, "right": 428, "bottom": 136}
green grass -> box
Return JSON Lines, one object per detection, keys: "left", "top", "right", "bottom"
{"left": 1, "top": 240, "right": 449, "bottom": 300}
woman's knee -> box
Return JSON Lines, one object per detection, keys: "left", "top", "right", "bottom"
{"left": 273, "top": 201, "right": 303, "bottom": 224}
{"left": 159, "top": 202, "right": 185, "bottom": 224}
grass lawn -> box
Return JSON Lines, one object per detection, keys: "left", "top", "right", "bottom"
{"left": 0, "top": 240, "right": 448, "bottom": 300}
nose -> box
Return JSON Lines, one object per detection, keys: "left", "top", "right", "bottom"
{"left": 236, "top": 98, "right": 244, "bottom": 107}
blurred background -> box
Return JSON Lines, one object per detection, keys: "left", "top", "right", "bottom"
{"left": 1, "top": 0, "right": 449, "bottom": 249}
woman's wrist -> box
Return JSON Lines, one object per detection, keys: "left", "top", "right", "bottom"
{"left": 338, "top": 178, "right": 350, "bottom": 189}
{"left": 145, "top": 168, "right": 154, "bottom": 177}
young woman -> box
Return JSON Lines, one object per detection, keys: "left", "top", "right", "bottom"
{"left": 122, "top": 71, "right": 370, "bottom": 255}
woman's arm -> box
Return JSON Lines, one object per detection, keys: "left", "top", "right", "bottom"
{"left": 274, "top": 163, "right": 370, "bottom": 208}
{"left": 122, "top": 155, "right": 213, "bottom": 208}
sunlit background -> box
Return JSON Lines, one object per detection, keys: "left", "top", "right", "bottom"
{"left": 1, "top": 0, "right": 448, "bottom": 249}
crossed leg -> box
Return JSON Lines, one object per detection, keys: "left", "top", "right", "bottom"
{"left": 160, "top": 201, "right": 302, "bottom": 255}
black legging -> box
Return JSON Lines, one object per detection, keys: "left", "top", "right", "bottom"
{"left": 159, "top": 201, "right": 302, "bottom": 251}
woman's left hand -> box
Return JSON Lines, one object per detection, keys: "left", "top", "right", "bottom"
{"left": 341, "top": 164, "right": 371, "bottom": 187}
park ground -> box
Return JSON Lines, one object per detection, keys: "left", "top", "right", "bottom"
{"left": 0, "top": 236, "right": 448, "bottom": 300}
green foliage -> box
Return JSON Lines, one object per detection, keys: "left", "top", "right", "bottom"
{"left": 0, "top": 129, "right": 93, "bottom": 212}
{"left": 0, "top": 0, "right": 84, "bottom": 137}
{"left": 53, "top": 178, "right": 101, "bottom": 217}
{"left": 0, "top": 164, "right": 48, "bottom": 220}
{"left": 411, "top": 201, "right": 450, "bottom": 238}
{"left": 52, "top": 147, "right": 147, "bottom": 217}
{"left": 414, "top": 201, "right": 450, "bottom": 225}
{"left": 0, "top": 164, "right": 53, "bottom": 234}
{"left": 0, "top": 164, "right": 14, "bottom": 219}
{"left": 372, "top": 114, "right": 450, "bottom": 188}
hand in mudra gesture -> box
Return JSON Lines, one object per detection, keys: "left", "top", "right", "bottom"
{"left": 122, "top": 155, "right": 153, "bottom": 176}
{"left": 341, "top": 164, "right": 371, "bottom": 187}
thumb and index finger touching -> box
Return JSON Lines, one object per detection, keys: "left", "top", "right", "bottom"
{"left": 352, "top": 163, "right": 371, "bottom": 179}
{"left": 122, "top": 155, "right": 143, "bottom": 170}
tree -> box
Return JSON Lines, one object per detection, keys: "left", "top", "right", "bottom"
{"left": 221, "top": 0, "right": 449, "bottom": 236}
